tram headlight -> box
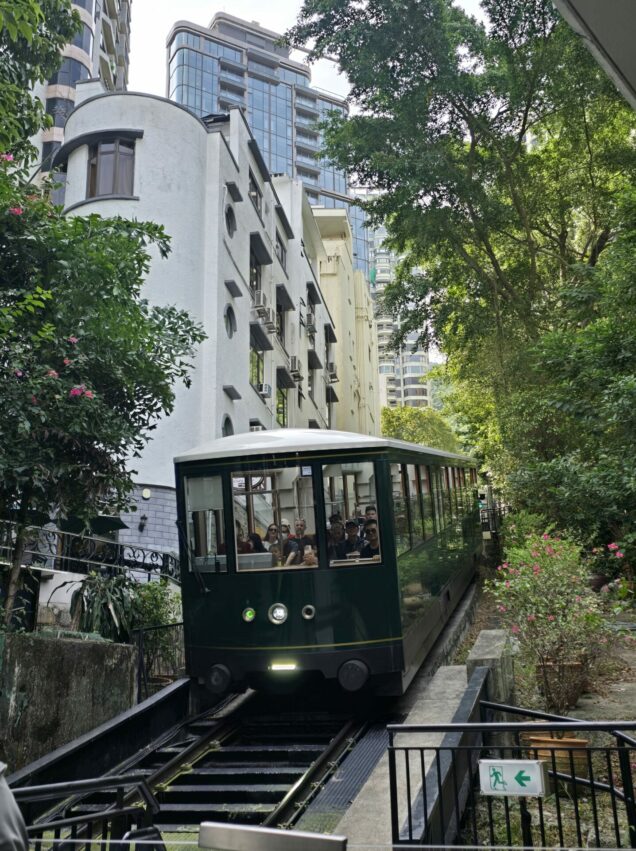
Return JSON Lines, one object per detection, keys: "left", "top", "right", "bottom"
{"left": 268, "top": 603, "right": 288, "bottom": 624}
{"left": 242, "top": 607, "right": 256, "bottom": 623}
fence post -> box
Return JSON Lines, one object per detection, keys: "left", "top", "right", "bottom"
{"left": 617, "top": 740, "right": 636, "bottom": 849}
{"left": 136, "top": 629, "right": 146, "bottom": 704}
{"left": 388, "top": 732, "right": 400, "bottom": 844}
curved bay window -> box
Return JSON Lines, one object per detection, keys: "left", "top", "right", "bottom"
{"left": 87, "top": 139, "right": 135, "bottom": 198}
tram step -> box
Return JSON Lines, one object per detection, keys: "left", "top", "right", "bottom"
{"left": 184, "top": 767, "right": 304, "bottom": 783}
{"left": 158, "top": 783, "right": 289, "bottom": 803}
{"left": 156, "top": 802, "right": 275, "bottom": 824}
{"left": 195, "top": 745, "right": 323, "bottom": 762}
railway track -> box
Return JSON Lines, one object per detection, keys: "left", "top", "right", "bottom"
{"left": 39, "top": 691, "right": 373, "bottom": 836}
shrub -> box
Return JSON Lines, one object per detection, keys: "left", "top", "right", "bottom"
{"left": 487, "top": 532, "right": 609, "bottom": 714}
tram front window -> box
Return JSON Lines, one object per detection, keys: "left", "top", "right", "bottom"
{"left": 185, "top": 474, "right": 227, "bottom": 573}
{"left": 322, "top": 461, "right": 381, "bottom": 565}
{"left": 232, "top": 466, "right": 318, "bottom": 570}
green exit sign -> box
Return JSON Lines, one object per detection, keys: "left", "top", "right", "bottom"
{"left": 479, "top": 759, "right": 549, "bottom": 797}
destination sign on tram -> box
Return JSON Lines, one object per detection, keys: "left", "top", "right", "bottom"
{"left": 478, "top": 759, "right": 548, "bottom": 797}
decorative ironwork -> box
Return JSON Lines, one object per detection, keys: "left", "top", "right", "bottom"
{"left": 0, "top": 519, "right": 180, "bottom": 582}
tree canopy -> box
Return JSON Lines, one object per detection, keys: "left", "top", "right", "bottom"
{"left": 287, "top": 0, "right": 636, "bottom": 559}
{"left": 0, "top": 0, "right": 79, "bottom": 159}
{"left": 381, "top": 405, "right": 461, "bottom": 454}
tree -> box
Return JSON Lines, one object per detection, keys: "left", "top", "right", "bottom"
{"left": 0, "top": 0, "right": 79, "bottom": 160}
{"left": 381, "top": 406, "right": 461, "bottom": 453}
{"left": 0, "top": 162, "right": 206, "bottom": 625}
{"left": 286, "top": 0, "right": 636, "bottom": 557}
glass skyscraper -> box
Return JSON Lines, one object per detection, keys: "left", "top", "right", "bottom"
{"left": 166, "top": 13, "right": 368, "bottom": 275}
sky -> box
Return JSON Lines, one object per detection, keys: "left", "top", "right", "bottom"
{"left": 127, "top": 0, "right": 485, "bottom": 100}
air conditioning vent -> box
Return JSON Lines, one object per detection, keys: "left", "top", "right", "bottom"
{"left": 306, "top": 312, "right": 316, "bottom": 334}
{"left": 289, "top": 356, "right": 303, "bottom": 381}
{"left": 256, "top": 383, "right": 271, "bottom": 398}
{"left": 263, "top": 307, "right": 276, "bottom": 333}
{"left": 253, "top": 290, "right": 268, "bottom": 314}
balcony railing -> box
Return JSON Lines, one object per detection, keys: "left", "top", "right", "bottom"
{"left": 0, "top": 519, "right": 180, "bottom": 582}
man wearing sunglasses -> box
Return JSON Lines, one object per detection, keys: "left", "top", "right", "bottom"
{"left": 360, "top": 519, "right": 381, "bottom": 559}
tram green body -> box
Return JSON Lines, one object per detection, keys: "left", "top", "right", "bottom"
{"left": 175, "top": 431, "right": 480, "bottom": 696}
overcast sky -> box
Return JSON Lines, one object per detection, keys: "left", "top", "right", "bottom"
{"left": 128, "top": 0, "right": 485, "bottom": 99}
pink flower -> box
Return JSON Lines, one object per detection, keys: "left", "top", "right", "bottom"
{"left": 505, "top": 580, "right": 511, "bottom": 588}
{"left": 545, "top": 545, "right": 556, "bottom": 556}
{"left": 67, "top": 336, "right": 79, "bottom": 344}
{"left": 600, "top": 585, "right": 610, "bottom": 594}
{"left": 542, "top": 534, "right": 550, "bottom": 540}
{"left": 547, "top": 615, "right": 555, "bottom": 621}
{"left": 46, "top": 369, "right": 59, "bottom": 378}
{"left": 532, "top": 565, "right": 541, "bottom": 575}
{"left": 511, "top": 625, "right": 520, "bottom": 634}
{"left": 8, "top": 206, "right": 23, "bottom": 215}
{"left": 497, "top": 565, "right": 503, "bottom": 571}
{"left": 84, "top": 390, "right": 94, "bottom": 399}
{"left": 31, "top": 395, "right": 38, "bottom": 405}
{"left": 575, "top": 595, "right": 582, "bottom": 603}
{"left": 608, "top": 543, "right": 619, "bottom": 551}
{"left": 69, "top": 386, "right": 84, "bottom": 397}
{"left": 63, "top": 358, "right": 71, "bottom": 366}
{"left": 616, "top": 551, "right": 625, "bottom": 558}
{"left": 527, "top": 614, "right": 536, "bottom": 622}
{"left": 531, "top": 551, "right": 539, "bottom": 557}
{"left": 497, "top": 605, "right": 506, "bottom": 613}
{"left": 1, "top": 153, "right": 14, "bottom": 162}
{"left": 14, "top": 369, "right": 23, "bottom": 377}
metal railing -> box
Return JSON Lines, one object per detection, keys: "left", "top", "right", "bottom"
{"left": 134, "top": 622, "right": 186, "bottom": 702}
{"left": 388, "top": 702, "right": 636, "bottom": 848}
{"left": 0, "top": 519, "right": 180, "bottom": 582}
{"left": 14, "top": 773, "right": 160, "bottom": 845}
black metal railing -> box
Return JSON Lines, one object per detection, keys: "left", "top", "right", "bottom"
{"left": 0, "top": 519, "right": 180, "bottom": 582}
{"left": 134, "top": 622, "right": 186, "bottom": 702}
{"left": 13, "top": 773, "right": 161, "bottom": 845}
{"left": 388, "top": 704, "right": 636, "bottom": 848}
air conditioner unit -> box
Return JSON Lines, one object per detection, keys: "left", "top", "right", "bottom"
{"left": 263, "top": 307, "right": 276, "bottom": 333}
{"left": 250, "top": 424, "right": 265, "bottom": 432}
{"left": 290, "top": 356, "right": 303, "bottom": 381}
{"left": 256, "top": 383, "right": 271, "bottom": 398}
{"left": 253, "top": 290, "right": 268, "bottom": 315}
{"left": 327, "top": 362, "right": 338, "bottom": 382}
{"left": 306, "top": 312, "right": 316, "bottom": 334}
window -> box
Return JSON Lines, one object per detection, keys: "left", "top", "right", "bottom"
{"left": 275, "top": 303, "right": 286, "bottom": 346}
{"left": 46, "top": 97, "right": 75, "bottom": 128}
{"left": 406, "top": 464, "right": 425, "bottom": 548}
{"left": 275, "top": 231, "right": 287, "bottom": 271}
{"left": 391, "top": 463, "right": 410, "bottom": 556}
{"left": 249, "top": 249, "right": 261, "bottom": 295}
{"left": 249, "top": 346, "right": 264, "bottom": 387}
{"left": 222, "top": 416, "right": 234, "bottom": 437}
{"left": 224, "top": 305, "right": 237, "bottom": 338}
{"left": 184, "top": 475, "right": 226, "bottom": 573}
{"left": 276, "top": 386, "right": 288, "bottom": 427}
{"left": 308, "top": 367, "right": 315, "bottom": 400}
{"left": 72, "top": 22, "right": 93, "bottom": 55}
{"left": 232, "top": 467, "right": 317, "bottom": 571}
{"left": 248, "top": 171, "right": 262, "bottom": 215}
{"left": 225, "top": 204, "right": 237, "bottom": 237}
{"left": 322, "top": 461, "right": 379, "bottom": 566}
{"left": 419, "top": 466, "right": 436, "bottom": 538}
{"left": 87, "top": 139, "right": 134, "bottom": 198}
{"left": 49, "top": 57, "right": 90, "bottom": 87}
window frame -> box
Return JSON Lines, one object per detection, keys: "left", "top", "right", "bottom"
{"left": 86, "top": 138, "right": 135, "bottom": 199}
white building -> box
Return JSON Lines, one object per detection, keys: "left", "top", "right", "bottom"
{"left": 55, "top": 81, "right": 377, "bottom": 553}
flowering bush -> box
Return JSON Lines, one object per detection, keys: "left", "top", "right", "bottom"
{"left": 487, "top": 532, "right": 610, "bottom": 714}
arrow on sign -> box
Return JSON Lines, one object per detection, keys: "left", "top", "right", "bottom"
{"left": 515, "top": 770, "right": 531, "bottom": 787}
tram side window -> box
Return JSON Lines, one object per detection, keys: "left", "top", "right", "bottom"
{"left": 231, "top": 466, "right": 318, "bottom": 570}
{"left": 185, "top": 475, "right": 227, "bottom": 573}
{"left": 390, "top": 463, "right": 411, "bottom": 556}
{"left": 322, "top": 461, "right": 380, "bottom": 565}
{"left": 406, "top": 464, "right": 425, "bottom": 548}
{"left": 432, "top": 467, "right": 446, "bottom": 530}
{"left": 419, "top": 465, "right": 436, "bottom": 539}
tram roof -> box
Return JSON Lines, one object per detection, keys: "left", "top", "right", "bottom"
{"left": 174, "top": 428, "right": 473, "bottom": 464}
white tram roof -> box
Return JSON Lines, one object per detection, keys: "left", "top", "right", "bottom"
{"left": 174, "top": 428, "right": 473, "bottom": 464}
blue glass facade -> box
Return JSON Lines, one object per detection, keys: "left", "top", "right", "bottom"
{"left": 168, "top": 21, "right": 369, "bottom": 276}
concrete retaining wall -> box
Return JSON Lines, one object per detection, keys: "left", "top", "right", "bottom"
{"left": 0, "top": 632, "right": 137, "bottom": 771}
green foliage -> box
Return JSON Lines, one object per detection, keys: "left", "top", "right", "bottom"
{"left": 70, "top": 571, "right": 138, "bottom": 643}
{"left": 487, "top": 532, "right": 609, "bottom": 713}
{"left": 0, "top": 0, "right": 80, "bottom": 160}
{"left": 381, "top": 405, "right": 461, "bottom": 453}
{"left": 134, "top": 580, "right": 181, "bottom": 630}
{"left": 500, "top": 510, "right": 550, "bottom": 550}
{"left": 286, "top": 0, "right": 636, "bottom": 571}
{"left": 0, "top": 164, "right": 206, "bottom": 625}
